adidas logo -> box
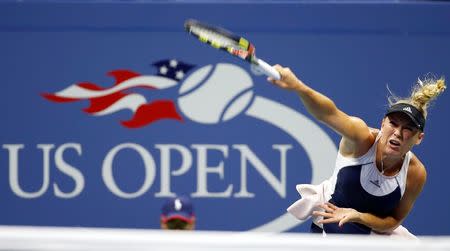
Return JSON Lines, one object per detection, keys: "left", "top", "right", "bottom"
{"left": 402, "top": 107, "right": 412, "bottom": 113}
{"left": 370, "top": 179, "right": 381, "bottom": 188}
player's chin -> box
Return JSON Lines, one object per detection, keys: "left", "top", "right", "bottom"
{"left": 384, "top": 145, "right": 403, "bottom": 157}
{"left": 384, "top": 148, "right": 407, "bottom": 158}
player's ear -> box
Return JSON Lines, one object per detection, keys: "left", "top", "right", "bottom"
{"left": 415, "top": 131, "right": 425, "bottom": 145}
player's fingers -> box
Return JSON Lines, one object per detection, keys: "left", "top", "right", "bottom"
{"left": 272, "top": 64, "right": 283, "bottom": 80}
{"left": 312, "top": 211, "right": 333, "bottom": 218}
{"left": 267, "top": 77, "right": 278, "bottom": 85}
{"left": 272, "top": 65, "right": 285, "bottom": 78}
{"left": 318, "top": 204, "right": 334, "bottom": 213}
{"left": 272, "top": 64, "right": 283, "bottom": 70}
{"left": 268, "top": 78, "right": 287, "bottom": 88}
{"left": 276, "top": 83, "right": 288, "bottom": 89}
{"left": 319, "top": 218, "right": 339, "bottom": 224}
{"left": 267, "top": 77, "right": 279, "bottom": 85}
{"left": 326, "top": 202, "right": 338, "bottom": 210}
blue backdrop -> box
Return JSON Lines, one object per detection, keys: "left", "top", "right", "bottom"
{"left": 1, "top": 1, "right": 449, "bottom": 235}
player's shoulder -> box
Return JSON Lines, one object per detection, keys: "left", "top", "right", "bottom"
{"left": 407, "top": 152, "right": 427, "bottom": 186}
{"left": 339, "top": 122, "right": 376, "bottom": 157}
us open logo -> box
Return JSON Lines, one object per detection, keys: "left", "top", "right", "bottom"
{"left": 39, "top": 59, "right": 337, "bottom": 232}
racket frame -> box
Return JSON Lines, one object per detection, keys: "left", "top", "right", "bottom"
{"left": 185, "top": 19, "right": 280, "bottom": 80}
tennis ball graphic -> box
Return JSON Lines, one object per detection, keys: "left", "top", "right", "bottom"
{"left": 178, "top": 63, "right": 254, "bottom": 124}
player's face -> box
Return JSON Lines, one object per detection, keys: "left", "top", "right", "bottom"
{"left": 379, "top": 113, "right": 424, "bottom": 158}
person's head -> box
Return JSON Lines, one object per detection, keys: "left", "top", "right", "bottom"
{"left": 160, "top": 195, "right": 195, "bottom": 230}
{"left": 380, "top": 76, "right": 446, "bottom": 158}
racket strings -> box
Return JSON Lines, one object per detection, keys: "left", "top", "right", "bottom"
{"left": 190, "top": 26, "right": 240, "bottom": 49}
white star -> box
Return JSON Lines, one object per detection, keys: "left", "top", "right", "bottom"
{"left": 174, "top": 199, "right": 182, "bottom": 211}
{"left": 159, "top": 65, "right": 168, "bottom": 75}
{"left": 175, "top": 70, "right": 184, "bottom": 80}
{"left": 169, "top": 59, "right": 178, "bottom": 68}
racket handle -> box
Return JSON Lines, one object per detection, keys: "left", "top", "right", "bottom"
{"left": 256, "top": 58, "right": 281, "bottom": 80}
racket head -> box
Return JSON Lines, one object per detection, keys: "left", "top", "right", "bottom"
{"left": 184, "top": 19, "right": 256, "bottom": 63}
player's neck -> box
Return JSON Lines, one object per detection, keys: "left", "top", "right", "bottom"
{"left": 376, "top": 144, "right": 405, "bottom": 176}
{"left": 376, "top": 149, "right": 404, "bottom": 175}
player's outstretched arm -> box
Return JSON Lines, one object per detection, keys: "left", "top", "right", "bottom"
{"left": 268, "top": 65, "right": 373, "bottom": 150}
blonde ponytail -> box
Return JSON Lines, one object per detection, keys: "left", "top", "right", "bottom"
{"left": 388, "top": 76, "right": 446, "bottom": 118}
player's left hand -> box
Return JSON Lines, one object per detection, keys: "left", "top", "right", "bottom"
{"left": 312, "top": 202, "right": 361, "bottom": 227}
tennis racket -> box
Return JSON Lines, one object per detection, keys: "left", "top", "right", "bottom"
{"left": 184, "top": 19, "right": 281, "bottom": 80}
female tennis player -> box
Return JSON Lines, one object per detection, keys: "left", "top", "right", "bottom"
{"left": 268, "top": 66, "right": 445, "bottom": 234}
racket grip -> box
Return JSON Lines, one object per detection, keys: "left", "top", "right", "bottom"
{"left": 256, "top": 58, "right": 281, "bottom": 80}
